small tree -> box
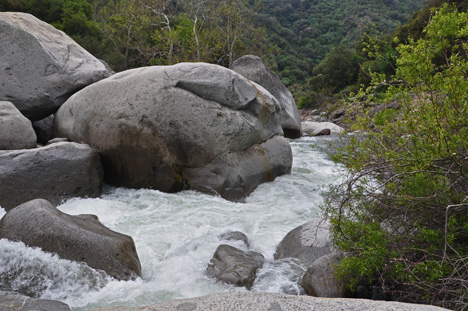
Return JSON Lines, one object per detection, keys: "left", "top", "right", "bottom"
{"left": 325, "top": 4, "right": 468, "bottom": 309}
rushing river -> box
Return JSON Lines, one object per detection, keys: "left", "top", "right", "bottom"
{"left": 0, "top": 136, "right": 343, "bottom": 310}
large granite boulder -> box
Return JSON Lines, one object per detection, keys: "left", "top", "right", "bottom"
{"left": 231, "top": 55, "right": 302, "bottom": 138}
{"left": 90, "top": 292, "right": 451, "bottom": 311}
{"left": 206, "top": 244, "right": 264, "bottom": 289}
{"left": 0, "top": 199, "right": 141, "bottom": 281}
{"left": 0, "top": 295, "right": 70, "bottom": 311}
{"left": 0, "top": 101, "right": 37, "bottom": 149}
{"left": 55, "top": 63, "right": 292, "bottom": 201}
{"left": 0, "top": 12, "right": 112, "bottom": 120}
{"left": 0, "top": 142, "right": 103, "bottom": 210}
{"left": 301, "top": 252, "right": 344, "bottom": 298}
{"left": 274, "top": 219, "right": 333, "bottom": 267}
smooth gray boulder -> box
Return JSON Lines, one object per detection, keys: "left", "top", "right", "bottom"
{"left": 0, "top": 295, "right": 70, "bottom": 311}
{"left": 0, "top": 142, "right": 103, "bottom": 210}
{"left": 301, "top": 252, "right": 344, "bottom": 298}
{"left": 55, "top": 63, "right": 292, "bottom": 202}
{"left": 232, "top": 55, "right": 302, "bottom": 138}
{"left": 90, "top": 292, "right": 451, "bottom": 311}
{"left": 0, "top": 12, "right": 112, "bottom": 120}
{"left": 0, "top": 101, "right": 37, "bottom": 149}
{"left": 0, "top": 199, "right": 141, "bottom": 281}
{"left": 206, "top": 244, "right": 264, "bottom": 289}
{"left": 302, "top": 121, "right": 344, "bottom": 136}
{"left": 274, "top": 219, "right": 333, "bottom": 267}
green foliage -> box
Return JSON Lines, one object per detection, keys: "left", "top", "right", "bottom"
{"left": 309, "top": 45, "right": 362, "bottom": 93}
{"left": 325, "top": 5, "right": 468, "bottom": 309}
{"left": 256, "top": 0, "right": 426, "bottom": 89}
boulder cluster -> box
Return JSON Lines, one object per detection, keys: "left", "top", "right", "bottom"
{"left": 0, "top": 10, "right": 299, "bottom": 299}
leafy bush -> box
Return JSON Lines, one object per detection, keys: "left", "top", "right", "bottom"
{"left": 324, "top": 4, "right": 468, "bottom": 309}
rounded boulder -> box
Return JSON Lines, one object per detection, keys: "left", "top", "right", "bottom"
{"left": 54, "top": 63, "right": 292, "bottom": 201}
{"left": 0, "top": 199, "right": 141, "bottom": 281}
{"left": 0, "top": 101, "right": 37, "bottom": 149}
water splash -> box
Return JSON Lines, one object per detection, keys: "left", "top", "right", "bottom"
{"left": 0, "top": 137, "right": 343, "bottom": 310}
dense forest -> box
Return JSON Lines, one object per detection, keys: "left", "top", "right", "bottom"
{"left": 0, "top": 0, "right": 426, "bottom": 101}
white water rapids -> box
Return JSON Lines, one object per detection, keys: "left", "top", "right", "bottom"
{"left": 0, "top": 137, "right": 343, "bottom": 310}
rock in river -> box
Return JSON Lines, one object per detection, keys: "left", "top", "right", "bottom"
{"left": 206, "top": 244, "right": 264, "bottom": 289}
{"left": 54, "top": 63, "right": 292, "bottom": 201}
{"left": 0, "top": 142, "right": 103, "bottom": 210}
{"left": 0, "top": 199, "right": 141, "bottom": 281}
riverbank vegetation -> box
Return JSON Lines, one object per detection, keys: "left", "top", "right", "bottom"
{"left": 324, "top": 3, "right": 468, "bottom": 309}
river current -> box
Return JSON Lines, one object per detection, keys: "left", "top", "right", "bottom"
{"left": 0, "top": 136, "right": 342, "bottom": 310}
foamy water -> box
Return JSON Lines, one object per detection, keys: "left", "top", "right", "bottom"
{"left": 0, "top": 137, "right": 343, "bottom": 310}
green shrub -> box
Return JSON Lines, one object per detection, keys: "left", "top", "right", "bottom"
{"left": 324, "top": 4, "right": 468, "bottom": 309}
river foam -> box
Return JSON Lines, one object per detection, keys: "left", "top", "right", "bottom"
{"left": 0, "top": 137, "right": 342, "bottom": 310}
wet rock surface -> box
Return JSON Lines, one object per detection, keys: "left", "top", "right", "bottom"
{"left": 206, "top": 244, "right": 264, "bottom": 289}
{"left": 0, "top": 199, "right": 141, "bottom": 280}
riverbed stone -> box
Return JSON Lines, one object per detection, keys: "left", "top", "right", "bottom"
{"left": 274, "top": 218, "right": 333, "bottom": 267}
{"left": 0, "top": 199, "right": 141, "bottom": 281}
{"left": 0, "top": 295, "right": 71, "bottom": 311}
{"left": 0, "top": 101, "right": 37, "bottom": 150}
{"left": 0, "top": 12, "right": 112, "bottom": 120}
{"left": 231, "top": 55, "right": 302, "bottom": 138}
{"left": 54, "top": 63, "right": 292, "bottom": 202}
{"left": 302, "top": 121, "right": 344, "bottom": 136}
{"left": 206, "top": 244, "right": 264, "bottom": 289}
{"left": 0, "top": 142, "right": 103, "bottom": 210}
{"left": 301, "top": 252, "right": 344, "bottom": 298}
{"left": 89, "top": 291, "right": 451, "bottom": 311}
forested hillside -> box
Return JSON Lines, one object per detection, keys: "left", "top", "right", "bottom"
{"left": 1, "top": 0, "right": 426, "bottom": 97}
{"left": 256, "top": 0, "right": 426, "bottom": 87}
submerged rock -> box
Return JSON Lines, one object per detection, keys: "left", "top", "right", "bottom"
{"left": 0, "top": 199, "right": 141, "bottom": 281}
{"left": 0, "top": 12, "right": 112, "bottom": 120}
{"left": 55, "top": 63, "right": 292, "bottom": 201}
{"left": 231, "top": 55, "right": 302, "bottom": 138}
{"left": 219, "top": 231, "right": 250, "bottom": 248}
{"left": 206, "top": 244, "right": 264, "bottom": 289}
{"left": 89, "top": 291, "right": 452, "bottom": 311}
{"left": 0, "top": 101, "right": 37, "bottom": 150}
{"left": 0, "top": 142, "right": 103, "bottom": 210}
{"left": 0, "top": 295, "right": 70, "bottom": 311}
{"left": 274, "top": 218, "right": 333, "bottom": 267}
